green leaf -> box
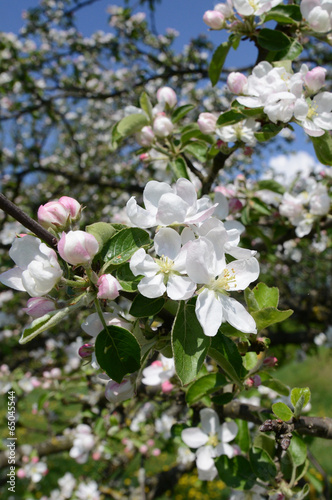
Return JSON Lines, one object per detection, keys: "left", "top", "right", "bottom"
{"left": 209, "top": 331, "right": 247, "bottom": 386}
{"left": 216, "top": 110, "right": 245, "bottom": 127}
{"left": 250, "top": 197, "right": 272, "bottom": 216}
{"left": 253, "top": 433, "right": 276, "bottom": 459}
{"left": 139, "top": 92, "right": 154, "bottom": 121}
{"left": 272, "top": 40, "right": 303, "bottom": 61}
{"left": 129, "top": 295, "right": 165, "bottom": 318}
{"left": 263, "top": 5, "right": 302, "bottom": 24}
{"left": 172, "top": 301, "right": 210, "bottom": 385}
{"left": 251, "top": 283, "right": 279, "bottom": 309}
{"left": 288, "top": 435, "right": 307, "bottom": 467}
{"left": 250, "top": 447, "right": 277, "bottom": 482}
{"left": 186, "top": 372, "right": 228, "bottom": 405}
{"left": 243, "top": 352, "right": 258, "bottom": 371}
{"left": 115, "top": 263, "right": 141, "bottom": 292}
{"left": 235, "top": 419, "right": 250, "bottom": 453}
{"left": 244, "top": 288, "right": 260, "bottom": 313}
{"left": 215, "top": 455, "right": 256, "bottom": 490}
{"left": 272, "top": 402, "right": 294, "bottom": 421}
{"left": 184, "top": 142, "right": 208, "bottom": 162}
{"left": 171, "top": 104, "right": 195, "bottom": 123}
{"left": 103, "top": 227, "right": 151, "bottom": 265}
{"left": 117, "top": 113, "right": 149, "bottom": 138}
{"left": 95, "top": 325, "right": 141, "bottom": 383}
{"left": 20, "top": 298, "right": 87, "bottom": 344}
{"left": 254, "top": 123, "right": 284, "bottom": 141}
{"left": 291, "top": 387, "right": 311, "bottom": 410}
{"left": 257, "top": 29, "right": 291, "bottom": 51}
{"left": 85, "top": 222, "right": 118, "bottom": 250}
{"left": 208, "top": 41, "right": 231, "bottom": 87}
{"left": 169, "top": 157, "right": 190, "bottom": 180}
{"left": 310, "top": 131, "right": 332, "bottom": 165}
{"left": 256, "top": 179, "right": 285, "bottom": 194}
{"left": 180, "top": 126, "right": 215, "bottom": 146}
{"left": 260, "top": 373, "right": 290, "bottom": 397}
{"left": 211, "top": 393, "right": 234, "bottom": 405}
{"left": 251, "top": 306, "right": 293, "bottom": 331}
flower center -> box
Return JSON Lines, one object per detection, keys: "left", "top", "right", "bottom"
{"left": 208, "top": 433, "right": 219, "bottom": 447}
{"left": 307, "top": 103, "right": 318, "bottom": 120}
{"left": 210, "top": 267, "right": 237, "bottom": 292}
{"left": 157, "top": 255, "right": 174, "bottom": 275}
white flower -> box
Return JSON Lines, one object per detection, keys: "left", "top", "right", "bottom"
{"left": 181, "top": 408, "right": 238, "bottom": 481}
{"left": 75, "top": 480, "right": 100, "bottom": 500}
{"left": 126, "top": 178, "right": 217, "bottom": 228}
{"left": 186, "top": 237, "right": 259, "bottom": 336}
{"left": 294, "top": 92, "right": 332, "bottom": 136}
{"left": 130, "top": 228, "right": 196, "bottom": 300}
{"left": 0, "top": 235, "right": 63, "bottom": 297}
{"left": 142, "top": 355, "right": 175, "bottom": 386}
{"left": 309, "top": 184, "right": 331, "bottom": 215}
{"left": 69, "top": 424, "right": 95, "bottom": 464}
{"left": 216, "top": 119, "right": 260, "bottom": 146}
{"left": 301, "top": 0, "right": 332, "bottom": 33}
{"left": 233, "top": 0, "right": 283, "bottom": 16}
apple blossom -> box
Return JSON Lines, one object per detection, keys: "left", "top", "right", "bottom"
{"left": 142, "top": 355, "right": 175, "bottom": 386}
{"left": 22, "top": 297, "right": 56, "bottom": 318}
{"left": 37, "top": 196, "right": 81, "bottom": 230}
{"left": 304, "top": 66, "right": 327, "bottom": 93}
{"left": 294, "top": 92, "right": 332, "bottom": 137}
{"left": 181, "top": 408, "right": 238, "bottom": 481}
{"left": 58, "top": 230, "right": 99, "bottom": 266}
{"left": 309, "top": 184, "right": 331, "bottom": 215}
{"left": 105, "top": 377, "right": 135, "bottom": 403}
{"left": 0, "top": 235, "right": 63, "bottom": 297}
{"left": 96, "top": 274, "right": 122, "bottom": 300}
{"left": 233, "top": 0, "right": 283, "bottom": 16}
{"left": 136, "top": 125, "right": 155, "bottom": 146}
{"left": 156, "top": 86, "right": 177, "bottom": 109}
{"left": 300, "top": 0, "right": 332, "bottom": 33}
{"left": 126, "top": 178, "right": 217, "bottom": 228}
{"left": 216, "top": 118, "right": 260, "bottom": 146}
{"left": 203, "top": 10, "right": 225, "bottom": 30}
{"left": 186, "top": 237, "right": 259, "bottom": 336}
{"left": 227, "top": 72, "right": 248, "bottom": 95}
{"left": 130, "top": 228, "right": 196, "bottom": 300}
{"left": 197, "top": 112, "right": 217, "bottom": 134}
{"left": 69, "top": 424, "right": 95, "bottom": 464}
{"left": 153, "top": 114, "right": 174, "bottom": 137}
{"left": 78, "top": 343, "right": 94, "bottom": 359}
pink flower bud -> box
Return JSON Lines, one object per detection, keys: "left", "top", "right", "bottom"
{"left": 105, "top": 378, "right": 135, "bottom": 404}
{"left": 17, "top": 469, "right": 26, "bottom": 478}
{"left": 245, "top": 375, "right": 261, "bottom": 387}
{"left": 139, "top": 444, "right": 148, "bottom": 454}
{"left": 58, "top": 230, "right": 99, "bottom": 266}
{"left": 153, "top": 115, "right": 174, "bottom": 137}
{"left": 37, "top": 201, "right": 70, "bottom": 230}
{"left": 203, "top": 10, "right": 225, "bottom": 30}
{"left": 197, "top": 113, "right": 217, "bottom": 134}
{"left": 139, "top": 153, "right": 150, "bottom": 162}
{"left": 22, "top": 297, "right": 56, "bottom": 318}
{"left": 228, "top": 198, "right": 243, "bottom": 213}
{"left": 57, "top": 196, "right": 82, "bottom": 220}
{"left": 227, "top": 72, "right": 248, "bottom": 94}
{"left": 97, "top": 274, "right": 122, "bottom": 300}
{"left": 304, "top": 67, "right": 326, "bottom": 93}
{"left": 161, "top": 380, "right": 174, "bottom": 393}
{"left": 147, "top": 439, "right": 155, "bottom": 446}
{"left": 156, "top": 86, "right": 177, "bottom": 108}
{"left": 263, "top": 356, "right": 278, "bottom": 367}
{"left": 136, "top": 126, "right": 155, "bottom": 147}
{"left": 152, "top": 448, "right": 161, "bottom": 456}
{"left": 78, "top": 343, "right": 94, "bottom": 359}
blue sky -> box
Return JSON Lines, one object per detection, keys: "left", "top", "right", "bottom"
{"left": 0, "top": 0, "right": 316, "bottom": 164}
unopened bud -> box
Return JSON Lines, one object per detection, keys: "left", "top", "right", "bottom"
{"left": 58, "top": 230, "right": 99, "bottom": 266}
{"left": 78, "top": 343, "right": 94, "bottom": 359}
{"left": 136, "top": 126, "right": 155, "bottom": 147}
{"left": 156, "top": 86, "right": 177, "bottom": 109}
{"left": 23, "top": 297, "right": 56, "bottom": 318}
{"left": 97, "top": 274, "right": 122, "bottom": 300}
{"left": 227, "top": 72, "right": 248, "bottom": 94}
{"left": 203, "top": 10, "right": 225, "bottom": 30}
{"left": 197, "top": 113, "right": 217, "bottom": 134}
{"left": 153, "top": 115, "right": 174, "bottom": 137}
{"left": 263, "top": 356, "right": 278, "bottom": 367}
{"left": 304, "top": 67, "right": 326, "bottom": 93}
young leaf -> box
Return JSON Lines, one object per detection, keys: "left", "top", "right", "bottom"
{"left": 171, "top": 104, "right": 195, "bottom": 123}
{"left": 251, "top": 306, "right": 293, "bottom": 332}
{"left": 208, "top": 41, "right": 231, "bottom": 87}
{"left": 169, "top": 157, "right": 190, "bottom": 180}
{"left": 186, "top": 372, "right": 227, "bottom": 405}
{"left": 251, "top": 283, "right": 279, "bottom": 309}
{"left": 215, "top": 455, "right": 256, "bottom": 490}
{"left": 217, "top": 110, "right": 245, "bottom": 127}
{"left": 310, "top": 131, "right": 332, "bottom": 165}
{"left": 103, "top": 227, "right": 152, "bottom": 265}
{"left": 272, "top": 402, "right": 294, "bottom": 421}
{"left": 257, "top": 29, "right": 291, "bottom": 51}
{"left": 184, "top": 142, "right": 208, "bottom": 162}
{"left": 249, "top": 447, "right": 277, "bottom": 482}
{"left": 95, "top": 325, "right": 141, "bottom": 383}
{"left": 139, "top": 92, "right": 154, "bottom": 121}
{"left": 117, "top": 113, "right": 149, "bottom": 138}
{"left": 85, "top": 222, "right": 119, "bottom": 250}
{"left": 288, "top": 435, "right": 307, "bottom": 467}
{"left": 129, "top": 295, "right": 165, "bottom": 318}
{"left": 172, "top": 301, "right": 210, "bottom": 385}
{"left": 209, "top": 331, "right": 247, "bottom": 387}
{"left": 115, "top": 263, "right": 141, "bottom": 292}
{"left": 291, "top": 387, "right": 311, "bottom": 411}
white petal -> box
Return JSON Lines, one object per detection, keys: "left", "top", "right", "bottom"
{"left": 0, "top": 267, "right": 25, "bottom": 291}
{"left": 130, "top": 248, "right": 158, "bottom": 277}
{"left": 167, "top": 275, "right": 196, "bottom": 301}
{"left": 181, "top": 428, "right": 209, "bottom": 449}
{"left": 186, "top": 239, "right": 216, "bottom": 284}
{"left": 138, "top": 274, "right": 166, "bottom": 298}
{"left": 9, "top": 235, "right": 41, "bottom": 269}
{"left": 196, "top": 446, "right": 218, "bottom": 480}
{"left": 174, "top": 178, "right": 197, "bottom": 207}
{"left": 126, "top": 197, "right": 156, "bottom": 228}
{"left": 214, "top": 442, "right": 235, "bottom": 458}
{"left": 219, "top": 295, "right": 257, "bottom": 334}
{"left": 196, "top": 288, "right": 223, "bottom": 337}
{"left": 154, "top": 228, "right": 181, "bottom": 259}
{"left": 143, "top": 180, "right": 173, "bottom": 213}
{"left": 200, "top": 408, "right": 220, "bottom": 436}
{"left": 225, "top": 257, "right": 260, "bottom": 291}
{"left": 219, "top": 421, "right": 238, "bottom": 443}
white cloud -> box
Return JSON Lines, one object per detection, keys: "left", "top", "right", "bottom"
{"left": 264, "top": 151, "right": 322, "bottom": 183}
